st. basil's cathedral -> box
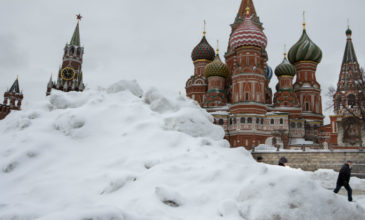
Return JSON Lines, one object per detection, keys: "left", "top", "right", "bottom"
{"left": 185, "top": 0, "right": 364, "bottom": 150}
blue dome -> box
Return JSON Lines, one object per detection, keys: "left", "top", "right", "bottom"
{"left": 266, "top": 65, "right": 273, "bottom": 80}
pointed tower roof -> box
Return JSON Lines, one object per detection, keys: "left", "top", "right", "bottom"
{"left": 342, "top": 27, "right": 358, "bottom": 64}
{"left": 238, "top": 0, "right": 257, "bottom": 18}
{"left": 8, "top": 77, "right": 20, "bottom": 93}
{"left": 70, "top": 14, "right": 82, "bottom": 46}
{"left": 233, "top": 0, "right": 262, "bottom": 29}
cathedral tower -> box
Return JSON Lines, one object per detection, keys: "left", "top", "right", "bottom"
{"left": 46, "top": 14, "right": 85, "bottom": 96}
{"left": 225, "top": 5, "right": 268, "bottom": 147}
{"left": 288, "top": 19, "right": 324, "bottom": 132}
{"left": 186, "top": 23, "right": 215, "bottom": 105}
{"left": 0, "top": 77, "right": 23, "bottom": 120}
{"left": 203, "top": 46, "right": 229, "bottom": 107}
{"left": 333, "top": 27, "right": 362, "bottom": 115}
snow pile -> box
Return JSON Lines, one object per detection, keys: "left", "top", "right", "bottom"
{"left": 0, "top": 80, "right": 364, "bottom": 220}
{"left": 255, "top": 144, "right": 276, "bottom": 151}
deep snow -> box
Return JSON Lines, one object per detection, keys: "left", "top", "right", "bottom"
{"left": 0, "top": 80, "right": 364, "bottom": 220}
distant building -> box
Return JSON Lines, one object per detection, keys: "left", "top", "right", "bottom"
{"left": 46, "top": 15, "right": 85, "bottom": 96}
{"left": 0, "top": 78, "right": 23, "bottom": 120}
{"left": 186, "top": 0, "right": 327, "bottom": 149}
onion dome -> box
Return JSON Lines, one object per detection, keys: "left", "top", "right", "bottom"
{"left": 275, "top": 53, "right": 297, "bottom": 77}
{"left": 229, "top": 7, "right": 267, "bottom": 50}
{"left": 191, "top": 36, "right": 215, "bottom": 62}
{"left": 288, "top": 25, "right": 322, "bottom": 64}
{"left": 266, "top": 65, "right": 273, "bottom": 80}
{"left": 346, "top": 27, "right": 352, "bottom": 36}
{"left": 204, "top": 52, "right": 229, "bottom": 78}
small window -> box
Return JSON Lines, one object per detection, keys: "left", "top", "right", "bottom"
{"left": 214, "top": 119, "right": 216, "bottom": 124}
{"left": 270, "top": 119, "right": 274, "bottom": 124}
{"left": 256, "top": 118, "right": 260, "bottom": 124}
{"left": 291, "top": 122, "right": 296, "bottom": 128}
{"left": 246, "top": 93, "right": 249, "bottom": 101}
{"left": 305, "top": 103, "right": 309, "bottom": 111}
{"left": 280, "top": 118, "right": 283, "bottom": 124}
{"left": 261, "top": 118, "right": 264, "bottom": 124}
{"left": 241, "top": 117, "right": 245, "bottom": 123}
{"left": 234, "top": 118, "right": 237, "bottom": 124}
{"left": 248, "top": 117, "right": 252, "bottom": 123}
{"left": 230, "top": 118, "right": 233, "bottom": 125}
{"left": 219, "top": 119, "right": 224, "bottom": 125}
{"left": 297, "top": 122, "right": 302, "bottom": 128}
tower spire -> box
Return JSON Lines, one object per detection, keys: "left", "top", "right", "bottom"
{"left": 203, "top": 20, "right": 206, "bottom": 36}
{"left": 238, "top": 0, "right": 257, "bottom": 18}
{"left": 70, "top": 14, "right": 82, "bottom": 46}
{"left": 216, "top": 40, "right": 219, "bottom": 55}
{"left": 342, "top": 27, "right": 357, "bottom": 65}
{"left": 284, "top": 44, "right": 287, "bottom": 59}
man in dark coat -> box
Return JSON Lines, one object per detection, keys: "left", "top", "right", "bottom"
{"left": 333, "top": 160, "right": 353, "bottom": 201}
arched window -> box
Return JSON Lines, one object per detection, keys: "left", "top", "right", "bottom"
{"left": 247, "top": 117, "right": 252, "bottom": 123}
{"left": 77, "top": 48, "right": 81, "bottom": 56}
{"left": 270, "top": 119, "right": 274, "bottom": 124}
{"left": 256, "top": 118, "right": 260, "bottom": 124}
{"left": 246, "top": 93, "right": 249, "bottom": 101}
{"left": 234, "top": 118, "right": 237, "bottom": 124}
{"left": 305, "top": 103, "right": 309, "bottom": 111}
{"left": 347, "top": 94, "right": 356, "bottom": 107}
{"left": 280, "top": 118, "right": 283, "bottom": 124}
{"left": 261, "top": 118, "right": 264, "bottom": 124}
{"left": 230, "top": 118, "right": 233, "bottom": 125}
{"left": 291, "top": 122, "right": 296, "bottom": 128}
{"left": 241, "top": 117, "right": 245, "bottom": 123}
{"left": 219, "top": 119, "right": 224, "bottom": 125}
{"left": 297, "top": 122, "right": 302, "bottom": 128}
{"left": 70, "top": 46, "right": 75, "bottom": 55}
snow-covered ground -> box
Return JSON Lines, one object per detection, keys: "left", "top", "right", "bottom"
{"left": 0, "top": 80, "right": 364, "bottom": 220}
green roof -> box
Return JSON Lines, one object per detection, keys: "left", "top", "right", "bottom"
{"left": 70, "top": 22, "right": 80, "bottom": 46}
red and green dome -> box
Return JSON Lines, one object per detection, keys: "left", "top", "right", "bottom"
{"left": 288, "top": 29, "right": 322, "bottom": 64}
{"left": 204, "top": 55, "right": 229, "bottom": 78}
{"left": 275, "top": 55, "right": 296, "bottom": 77}
{"left": 191, "top": 36, "right": 215, "bottom": 62}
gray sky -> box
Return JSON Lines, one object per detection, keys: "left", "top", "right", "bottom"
{"left": 0, "top": 0, "right": 364, "bottom": 122}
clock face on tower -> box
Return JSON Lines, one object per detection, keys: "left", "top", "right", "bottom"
{"left": 60, "top": 67, "right": 76, "bottom": 81}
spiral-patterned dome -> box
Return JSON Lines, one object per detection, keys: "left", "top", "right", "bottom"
{"left": 288, "top": 30, "right": 322, "bottom": 64}
{"left": 204, "top": 55, "right": 229, "bottom": 78}
{"left": 229, "top": 13, "right": 267, "bottom": 50}
{"left": 191, "top": 36, "right": 215, "bottom": 62}
{"left": 275, "top": 56, "right": 297, "bottom": 77}
{"left": 266, "top": 65, "right": 273, "bottom": 80}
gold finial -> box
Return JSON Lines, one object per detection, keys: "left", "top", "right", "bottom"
{"left": 302, "top": 11, "right": 306, "bottom": 30}
{"left": 203, "top": 20, "right": 206, "bottom": 36}
{"left": 245, "top": 6, "right": 250, "bottom": 15}
{"left": 216, "top": 40, "right": 220, "bottom": 55}
{"left": 284, "top": 44, "right": 287, "bottom": 58}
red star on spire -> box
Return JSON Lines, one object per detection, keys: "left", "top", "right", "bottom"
{"left": 76, "top": 14, "right": 82, "bottom": 21}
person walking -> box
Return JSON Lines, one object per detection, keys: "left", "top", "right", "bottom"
{"left": 334, "top": 160, "right": 353, "bottom": 202}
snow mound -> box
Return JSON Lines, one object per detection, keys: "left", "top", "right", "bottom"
{"left": 0, "top": 80, "right": 364, "bottom": 220}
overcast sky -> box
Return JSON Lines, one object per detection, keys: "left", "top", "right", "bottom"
{"left": 0, "top": 0, "right": 364, "bottom": 122}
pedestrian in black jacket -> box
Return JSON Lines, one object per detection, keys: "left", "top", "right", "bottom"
{"left": 333, "top": 160, "right": 353, "bottom": 201}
